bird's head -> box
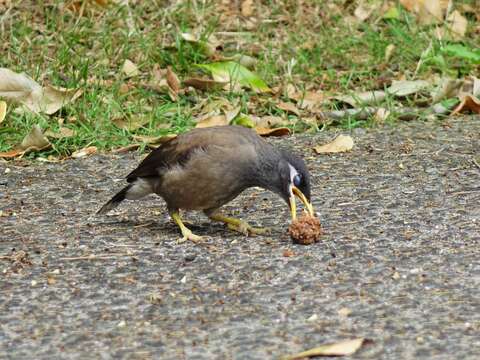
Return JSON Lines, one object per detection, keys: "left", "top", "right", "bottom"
{"left": 262, "top": 148, "right": 314, "bottom": 221}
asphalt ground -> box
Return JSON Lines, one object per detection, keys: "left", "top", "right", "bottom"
{"left": 1, "top": 118, "right": 479, "bottom": 359}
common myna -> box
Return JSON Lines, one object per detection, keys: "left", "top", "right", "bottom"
{"left": 97, "top": 125, "right": 314, "bottom": 242}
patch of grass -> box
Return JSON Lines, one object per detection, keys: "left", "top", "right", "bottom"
{"left": 0, "top": 1, "right": 478, "bottom": 156}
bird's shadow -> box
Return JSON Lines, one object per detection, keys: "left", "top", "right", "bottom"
{"left": 92, "top": 215, "right": 229, "bottom": 238}
{"left": 88, "top": 212, "right": 288, "bottom": 245}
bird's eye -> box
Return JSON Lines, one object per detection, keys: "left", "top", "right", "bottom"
{"left": 293, "top": 174, "right": 302, "bottom": 187}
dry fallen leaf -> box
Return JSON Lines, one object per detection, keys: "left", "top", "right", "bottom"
{"left": 184, "top": 77, "right": 228, "bottom": 91}
{"left": 144, "top": 65, "right": 179, "bottom": 101}
{"left": 113, "top": 135, "right": 177, "bottom": 153}
{"left": 0, "top": 149, "right": 24, "bottom": 158}
{"left": 152, "top": 63, "right": 165, "bottom": 79}
{"left": 71, "top": 146, "right": 97, "bottom": 158}
{"left": 461, "top": 76, "right": 480, "bottom": 98}
{"left": 180, "top": 32, "right": 217, "bottom": 57}
{"left": 166, "top": 66, "right": 181, "bottom": 94}
{"left": 277, "top": 101, "right": 301, "bottom": 116}
{"left": 430, "top": 77, "right": 463, "bottom": 103}
{"left": 0, "top": 68, "right": 41, "bottom": 103}
{"left": 334, "top": 91, "right": 386, "bottom": 107}
{"left": 446, "top": 10, "right": 468, "bottom": 40}
{"left": 122, "top": 59, "right": 139, "bottom": 78}
{"left": 0, "top": 124, "right": 52, "bottom": 158}
{"left": 241, "top": 0, "right": 254, "bottom": 17}
{"left": 113, "top": 116, "right": 150, "bottom": 131}
{"left": 21, "top": 125, "right": 50, "bottom": 150}
{"left": 399, "top": 0, "right": 417, "bottom": 11}
{"left": 354, "top": 2, "right": 375, "bottom": 22}
{"left": 45, "top": 127, "right": 76, "bottom": 139}
{"left": 400, "top": 0, "right": 447, "bottom": 25}
{"left": 195, "top": 114, "right": 229, "bottom": 128}
{"left": 224, "top": 106, "right": 242, "bottom": 123}
{"left": 384, "top": 44, "right": 396, "bottom": 62}
{"left": 43, "top": 85, "right": 83, "bottom": 114}
{"left": 253, "top": 115, "right": 285, "bottom": 128}
{"left": 0, "top": 68, "right": 82, "bottom": 115}
{"left": 119, "top": 82, "right": 133, "bottom": 94}
{"left": 314, "top": 135, "right": 354, "bottom": 154}
{"left": 131, "top": 134, "right": 176, "bottom": 145}
{"left": 66, "top": 0, "right": 109, "bottom": 12}
{"left": 387, "top": 80, "right": 431, "bottom": 97}
{"left": 282, "top": 338, "right": 368, "bottom": 359}
{"left": 199, "top": 98, "right": 235, "bottom": 114}
{"left": 282, "top": 83, "right": 298, "bottom": 99}
{"left": 255, "top": 127, "right": 291, "bottom": 137}
{"left": 297, "top": 91, "right": 326, "bottom": 111}
{"left": 452, "top": 95, "right": 480, "bottom": 115}
{"left": 228, "top": 54, "right": 258, "bottom": 69}
{"left": 0, "top": 101, "right": 6, "bottom": 124}
{"left": 374, "top": 108, "right": 390, "bottom": 123}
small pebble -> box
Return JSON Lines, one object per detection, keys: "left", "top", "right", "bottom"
{"left": 184, "top": 254, "right": 196, "bottom": 262}
{"left": 117, "top": 320, "right": 126, "bottom": 328}
{"left": 338, "top": 307, "right": 352, "bottom": 317}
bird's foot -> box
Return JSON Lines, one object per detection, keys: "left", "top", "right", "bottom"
{"left": 227, "top": 221, "right": 271, "bottom": 236}
{"left": 177, "top": 228, "right": 203, "bottom": 244}
{"left": 208, "top": 214, "right": 270, "bottom": 236}
{"left": 171, "top": 211, "right": 203, "bottom": 244}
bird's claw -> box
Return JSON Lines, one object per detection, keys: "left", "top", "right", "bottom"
{"left": 177, "top": 228, "right": 203, "bottom": 244}
{"left": 228, "top": 222, "right": 271, "bottom": 236}
{"left": 252, "top": 226, "right": 271, "bottom": 235}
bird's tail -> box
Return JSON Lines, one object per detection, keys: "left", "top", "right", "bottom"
{"left": 97, "top": 184, "right": 132, "bottom": 215}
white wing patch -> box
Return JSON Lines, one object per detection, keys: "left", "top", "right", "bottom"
{"left": 126, "top": 178, "right": 153, "bottom": 200}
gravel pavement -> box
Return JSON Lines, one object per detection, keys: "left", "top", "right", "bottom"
{"left": 1, "top": 119, "right": 480, "bottom": 359}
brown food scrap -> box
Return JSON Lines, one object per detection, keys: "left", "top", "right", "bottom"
{"left": 288, "top": 214, "right": 322, "bottom": 245}
{"left": 283, "top": 249, "right": 295, "bottom": 257}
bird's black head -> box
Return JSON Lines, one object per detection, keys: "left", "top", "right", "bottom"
{"left": 269, "top": 148, "right": 314, "bottom": 220}
{"left": 251, "top": 144, "right": 314, "bottom": 220}
{"left": 279, "top": 149, "right": 311, "bottom": 199}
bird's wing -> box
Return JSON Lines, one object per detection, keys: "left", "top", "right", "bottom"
{"left": 126, "top": 135, "right": 204, "bottom": 182}
{"left": 126, "top": 126, "right": 260, "bottom": 182}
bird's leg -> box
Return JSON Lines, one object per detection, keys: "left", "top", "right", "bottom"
{"left": 170, "top": 211, "right": 203, "bottom": 243}
{"left": 208, "top": 213, "right": 270, "bottom": 236}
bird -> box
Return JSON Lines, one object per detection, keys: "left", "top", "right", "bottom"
{"left": 97, "top": 125, "right": 314, "bottom": 243}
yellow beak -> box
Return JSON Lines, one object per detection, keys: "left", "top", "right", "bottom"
{"left": 289, "top": 186, "right": 314, "bottom": 220}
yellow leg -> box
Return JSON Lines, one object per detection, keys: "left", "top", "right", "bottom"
{"left": 209, "top": 214, "right": 270, "bottom": 236}
{"left": 171, "top": 212, "right": 203, "bottom": 243}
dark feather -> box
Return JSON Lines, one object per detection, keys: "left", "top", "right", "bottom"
{"left": 97, "top": 184, "right": 132, "bottom": 214}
